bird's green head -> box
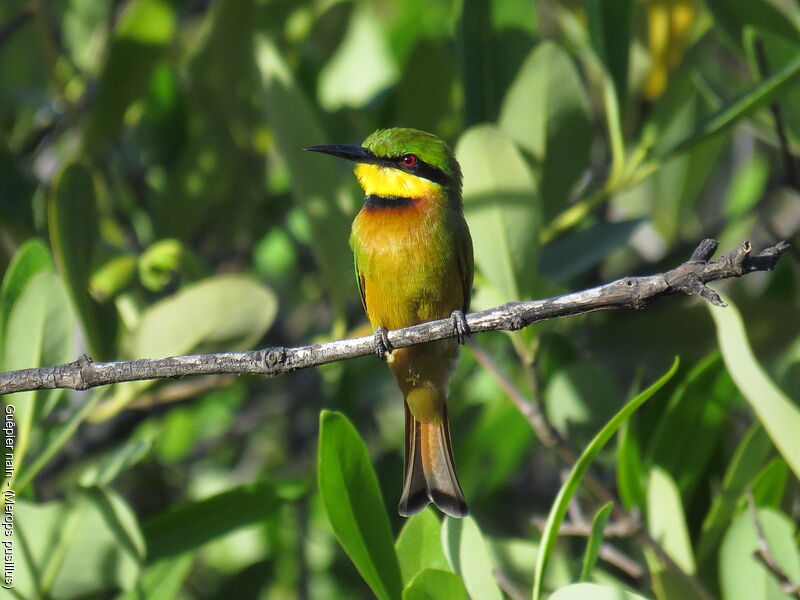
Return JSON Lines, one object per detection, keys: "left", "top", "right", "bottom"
{"left": 305, "top": 128, "right": 461, "bottom": 201}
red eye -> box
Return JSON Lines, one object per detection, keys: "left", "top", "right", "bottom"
{"left": 401, "top": 154, "right": 418, "bottom": 166}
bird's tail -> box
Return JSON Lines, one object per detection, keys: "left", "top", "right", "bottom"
{"left": 398, "top": 393, "right": 468, "bottom": 518}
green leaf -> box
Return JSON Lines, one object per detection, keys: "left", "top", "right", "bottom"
{"left": 752, "top": 29, "right": 800, "bottom": 146}
{"left": 395, "top": 508, "right": 449, "bottom": 585}
{"left": 616, "top": 419, "right": 646, "bottom": 510}
{"left": 498, "top": 41, "right": 592, "bottom": 218}
{"left": 646, "top": 354, "right": 735, "bottom": 499}
{"left": 0, "top": 238, "right": 53, "bottom": 353}
{"left": 90, "top": 254, "right": 138, "bottom": 301}
{"left": 255, "top": 37, "right": 356, "bottom": 316}
{"left": 725, "top": 152, "right": 769, "bottom": 220}
{"left": 457, "top": 124, "right": 540, "bottom": 302}
{"left": 81, "top": 0, "right": 176, "bottom": 154}
{"left": 662, "top": 52, "right": 800, "bottom": 159}
{"left": 750, "top": 458, "right": 789, "bottom": 510}
{"left": 2, "top": 271, "right": 74, "bottom": 483}
{"left": 720, "top": 508, "right": 800, "bottom": 600}
{"left": 403, "top": 569, "right": 468, "bottom": 600}
{"left": 79, "top": 434, "right": 155, "bottom": 488}
{"left": 705, "top": 0, "right": 800, "bottom": 48}
{"left": 647, "top": 467, "right": 696, "bottom": 575}
{"left": 586, "top": 0, "right": 632, "bottom": 107}
{"left": 580, "top": 502, "right": 613, "bottom": 581}
{"left": 441, "top": 516, "right": 503, "bottom": 600}
{"left": 116, "top": 555, "right": 193, "bottom": 600}
{"left": 97, "top": 274, "right": 275, "bottom": 420}
{"left": 13, "top": 488, "right": 145, "bottom": 599}
{"left": 127, "top": 274, "right": 277, "bottom": 359}
{"left": 459, "top": 0, "right": 537, "bottom": 126}
{"left": 317, "top": 410, "right": 403, "bottom": 600}
{"left": 457, "top": 400, "right": 534, "bottom": 499}
{"left": 709, "top": 296, "right": 800, "bottom": 480}
{"left": 48, "top": 162, "right": 117, "bottom": 359}
{"left": 544, "top": 360, "right": 620, "bottom": 445}
{"left": 137, "top": 239, "right": 207, "bottom": 292}
{"left": 532, "top": 357, "right": 679, "bottom": 600}
{"left": 539, "top": 220, "right": 643, "bottom": 283}
{"left": 623, "top": 85, "right": 728, "bottom": 243}
{"left": 318, "top": 4, "right": 398, "bottom": 110}
{"left": 143, "top": 480, "right": 297, "bottom": 562}
{"left": 697, "top": 425, "right": 773, "bottom": 564}
{"left": 551, "top": 583, "right": 653, "bottom": 600}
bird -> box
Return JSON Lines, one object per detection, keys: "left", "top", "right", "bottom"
{"left": 306, "top": 128, "right": 474, "bottom": 518}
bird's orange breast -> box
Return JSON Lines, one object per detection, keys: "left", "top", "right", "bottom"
{"left": 350, "top": 196, "right": 464, "bottom": 332}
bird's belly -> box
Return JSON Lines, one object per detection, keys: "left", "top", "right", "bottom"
{"left": 355, "top": 227, "right": 462, "bottom": 331}
{"left": 362, "top": 254, "right": 461, "bottom": 330}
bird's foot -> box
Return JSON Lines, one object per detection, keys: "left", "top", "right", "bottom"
{"left": 373, "top": 326, "right": 394, "bottom": 360}
{"left": 450, "top": 310, "right": 470, "bottom": 345}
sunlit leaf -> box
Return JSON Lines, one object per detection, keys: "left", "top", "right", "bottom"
{"left": 395, "top": 508, "right": 449, "bottom": 585}
{"left": 709, "top": 296, "right": 800, "bottom": 480}
{"left": 696, "top": 425, "right": 773, "bottom": 564}
{"left": 457, "top": 124, "right": 540, "bottom": 302}
{"left": 127, "top": 274, "right": 277, "bottom": 359}
{"left": 2, "top": 271, "right": 74, "bottom": 482}
{"left": 318, "top": 4, "right": 398, "bottom": 110}
{"left": 82, "top": 0, "right": 176, "bottom": 154}
{"left": 116, "top": 555, "right": 193, "bottom": 600}
{"left": 0, "top": 238, "right": 53, "bottom": 358}
{"left": 13, "top": 488, "right": 145, "bottom": 599}
{"left": 256, "top": 37, "right": 355, "bottom": 316}
{"left": 499, "top": 41, "right": 592, "bottom": 218}
{"left": 48, "top": 162, "right": 117, "bottom": 359}
{"left": 580, "top": 501, "right": 613, "bottom": 581}
{"left": 318, "top": 410, "right": 403, "bottom": 600}
{"left": 551, "top": 583, "right": 653, "bottom": 600}
{"left": 441, "top": 517, "right": 503, "bottom": 600}
{"left": 720, "top": 508, "right": 800, "bottom": 600}
{"left": 647, "top": 467, "right": 696, "bottom": 574}
{"left": 403, "top": 569, "right": 468, "bottom": 600}
{"left": 532, "top": 358, "right": 679, "bottom": 600}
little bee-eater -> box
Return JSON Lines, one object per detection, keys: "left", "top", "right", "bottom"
{"left": 307, "top": 128, "right": 474, "bottom": 518}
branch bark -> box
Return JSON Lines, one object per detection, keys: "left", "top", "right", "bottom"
{"left": 0, "top": 239, "right": 789, "bottom": 396}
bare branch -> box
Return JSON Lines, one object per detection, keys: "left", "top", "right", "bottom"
{"left": 0, "top": 239, "right": 789, "bottom": 396}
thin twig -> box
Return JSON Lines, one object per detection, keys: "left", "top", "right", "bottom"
{"left": 468, "top": 341, "right": 626, "bottom": 515}
{"left": 0, "top": 239, "right": 789, "bottom": 396}
{"left": 472, "top": 326, "right": 716, "bottom": 597}
{"left": 530, "top": 517, "right": 644, "bottom": 580}
{"left": 493, "top": 570, "right": 528, "bottom": 600}
{"left": 529, "top": 517, "right": 640, "bottom": 539}
{"left": 746, "top": 489, "right": 800, "bottom": 598}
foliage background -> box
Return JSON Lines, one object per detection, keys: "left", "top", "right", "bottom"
{"left": 1, "top": 0, "right": 799, "bottom": 598}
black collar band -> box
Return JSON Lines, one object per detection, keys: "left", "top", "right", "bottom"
{"left": 364, "top": 195, "right": 414, "bottom": 209}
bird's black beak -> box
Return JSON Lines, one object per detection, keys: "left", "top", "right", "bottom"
{"left": 304, "top": 144, "right": 377, "bottom": 164}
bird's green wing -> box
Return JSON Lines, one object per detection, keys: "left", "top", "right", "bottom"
{"left": 354, "top": 254, "right": 369, "bottom": 316}
{"left": 457, "top": 222, "right": 474, "bottom": 313}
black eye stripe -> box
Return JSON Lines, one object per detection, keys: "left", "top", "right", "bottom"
{"left": 376, "top": 156, "right": 450, "bottom": 187}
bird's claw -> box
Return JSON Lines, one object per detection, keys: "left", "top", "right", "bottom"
{"left": 373, "top": 326, "right": 394, "bottom": 360}
{"left": 450, "top": 310, "right": 470, "bottom": 345}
